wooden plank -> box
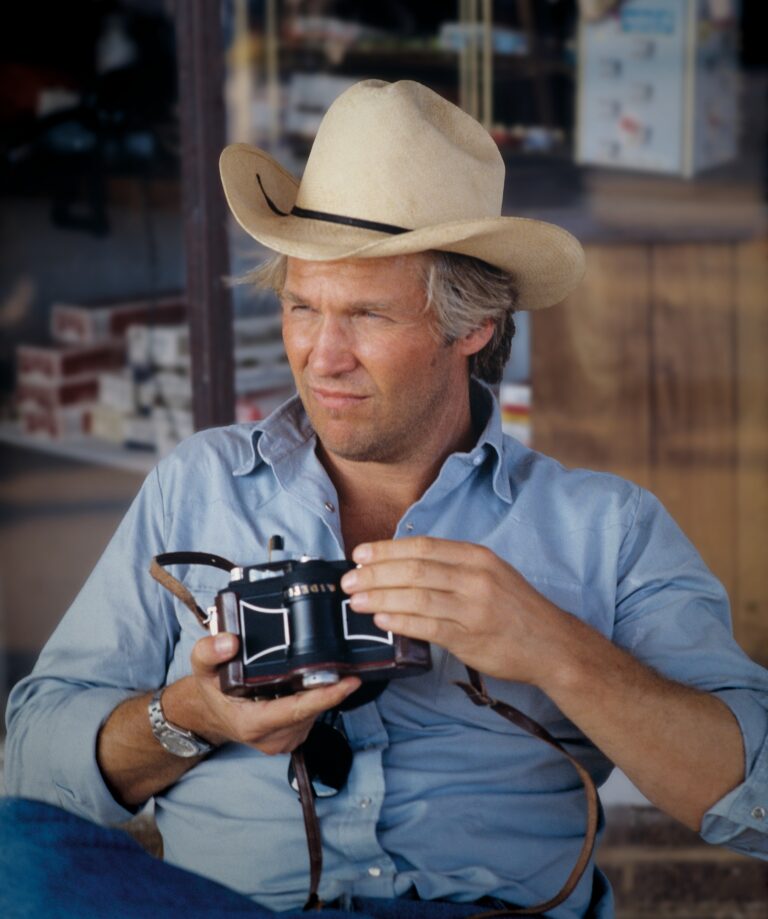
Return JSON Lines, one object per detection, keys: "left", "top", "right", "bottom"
{"left": 649, "top": 244, "right": 737, "bottom": 604}
{"left": 176, "top": 1, "right": 235, "bottom": 430}
{"left": 735, "top": 239, "right": 768, "bottom": 664}
{"left": 531, "top": 244, "right": 652, "bottom": 488}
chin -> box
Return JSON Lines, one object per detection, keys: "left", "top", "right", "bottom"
{"left": 321, "top": 431, "right": 399, "bottom": 464}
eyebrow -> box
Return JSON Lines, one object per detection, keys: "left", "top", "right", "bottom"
{"left": 279, "top": 289, "right": 398, "bottom": 313}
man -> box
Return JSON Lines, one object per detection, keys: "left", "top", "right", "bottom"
{"left": 4, "top": 80, "right": 767, "bottom": 919}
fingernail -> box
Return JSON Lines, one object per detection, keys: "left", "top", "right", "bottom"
{"left": 341, "top": 570, "right": 358, "bottom": 591}
{"left": 214, "top": 633, "right": 236, "bottom": 654}
{"left": 343, "top": 676, "right": 362, "bottom": 694}
{"left": 353, "top": 543, "right": 371, "bottom": 562}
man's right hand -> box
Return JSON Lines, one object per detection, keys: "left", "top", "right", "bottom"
{"left": 96, "top": 632, "right": 360, "bottom": 808}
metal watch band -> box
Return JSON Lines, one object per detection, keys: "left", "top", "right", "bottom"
{"left": 148, "top": 688, "right": 213, "bottom": 758}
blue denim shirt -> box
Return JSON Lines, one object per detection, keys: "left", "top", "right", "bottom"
{"left": 6, "top": 385, "right": 768, "bottom": 917}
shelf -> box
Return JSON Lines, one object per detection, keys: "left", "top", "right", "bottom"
{"left": 0, "top": 423, "right": 156, "bottom": 475}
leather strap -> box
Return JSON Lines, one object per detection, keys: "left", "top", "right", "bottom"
{"left": 291, "top": 747, "right": 324, "bottom": 911}
{"left": 458, "top": 668, "right": 600, "bottom": 918}
{"left": 149, "top": 552, "right": 237, "bottom": 626}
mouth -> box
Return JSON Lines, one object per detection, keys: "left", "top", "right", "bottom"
{"left": 309, "top": 386, "right": 370, "bottom": 410}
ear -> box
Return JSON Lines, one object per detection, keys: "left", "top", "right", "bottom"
{"left": 456, "top": 319, "right": 495, "bottom": 357}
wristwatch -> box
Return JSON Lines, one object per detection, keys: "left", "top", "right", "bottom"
{"left": 148, "top": 688, "right": 214, "bottom": 758}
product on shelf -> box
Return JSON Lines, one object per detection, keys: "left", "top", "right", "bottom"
{"left": 88, "top": 313, "right": 295, "bottom": 455}
{"left": 90, "top": 404, "right": 127, "bottom": 444}
{"left": 16, "top": 379, "right": 100, "bottom": 411}
{"left": 16, "top": 343, "right": 125, "bottom": 385}
{"left": 50, "top": 293, "right": 186, "bottom": 344}
{"left": 14, "top": 341, "right": 127, "bottom": 441}
{"left": 20, "top": 404, "right": 91, "bottom": 440}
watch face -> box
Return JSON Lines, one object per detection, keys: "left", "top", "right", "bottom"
{"left": 159, "top": 728, "right": 202, "bottom": 757}
{"left": 149, "top": 692, "right": 211, "bottom": 757}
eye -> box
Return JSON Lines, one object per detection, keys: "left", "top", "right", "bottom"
{"left": 356, "top": 309, "right": 389, "bottom": 322}
{"left": 282, "top": 301, "right": 314, "bottom": 315}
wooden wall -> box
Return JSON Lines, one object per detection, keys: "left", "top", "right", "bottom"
{"left": 532, "top": 240, "right": 768, "bottom": 665}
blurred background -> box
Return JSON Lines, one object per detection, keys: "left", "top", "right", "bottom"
{"left": 0, "top": 1, "right": 766, "bottom": 915}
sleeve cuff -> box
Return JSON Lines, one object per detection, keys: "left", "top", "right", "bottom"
{"left": 700, "top": 689, "right": 768, "bottom": 856}
{"left": 49, "top": 687, "right": 143, "bottom": 826}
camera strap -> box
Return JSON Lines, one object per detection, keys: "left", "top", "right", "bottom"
{"left": 295, "top": 668, "right": 599, "bottom": 916}
{"left": 150, "top": 552, "right": 237, "bottom": 625}
{"left": 455, "top": 667, "right": 599, "bottom": 917}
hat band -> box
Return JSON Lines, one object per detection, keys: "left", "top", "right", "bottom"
{"left": 257, "top": 173, "right": 408, "bottom": 236}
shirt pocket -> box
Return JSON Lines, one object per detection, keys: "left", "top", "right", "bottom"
{"left": 165, "top": 575, "right": 230, "bottom": 684}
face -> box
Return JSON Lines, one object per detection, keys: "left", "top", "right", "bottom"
{"left": 280, "top": 255, "right": 491, "bottom": 466}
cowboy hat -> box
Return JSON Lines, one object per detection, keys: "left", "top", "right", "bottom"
{"left": 219, "top": 79, "right": 584, "bottom": 310}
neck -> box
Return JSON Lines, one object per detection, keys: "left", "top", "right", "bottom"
{"left": 317, "top": 385, "right": 478, "bottom": 546}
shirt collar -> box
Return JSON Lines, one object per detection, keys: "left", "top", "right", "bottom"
{"left": 232, "top": 381, "right": 515, "bottom": 505}
{"left": 466, "top": 379, "right": 514, "bottom": 505}
{"left": 231, "top": 394, "right": 311, "bottom": 476}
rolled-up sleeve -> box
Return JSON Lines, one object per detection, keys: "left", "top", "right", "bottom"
{"left": 4, "top": 465, "right": 177, "bottom": 825}
{"left": 613, "top": 488, "right": 768, "bottom": 857}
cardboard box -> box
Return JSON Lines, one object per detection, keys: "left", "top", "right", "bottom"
{"left": 98, "top": 370, "right": 137, "bottom": 414}
{"left": 51, "top": 294, "right": 185, "bottom": 344}
{"left": 16, "top": 378, "right": 101, "bottom": 411}
{"left": 576, "top": 0, "right": 739, "bottom": 176}
{"left": 19, "top": 404, "right": 92, "bottom": 440}
{"left": 127, "top": 315, "right": 285, "bottom": 371}
{"left": 90, "top": 403, "right": 127, "bottom": 444}
{"left": 16, "top": 342, "right": 124, "bottom": 385}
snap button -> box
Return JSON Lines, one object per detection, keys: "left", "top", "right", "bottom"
{"left": 324, "top": 501, "right": 335, "bottom": 513}
{"left": 405, "top": 522, "right": 414, "bottom": 532}
{"left": 367, "top": 866, "right": 382, "bottom": 878}
{"left": 751, "top": 805, "right": 766, "bottom": 820}
{"left": 473, "top": 455, "right": 483, "bottom": 466}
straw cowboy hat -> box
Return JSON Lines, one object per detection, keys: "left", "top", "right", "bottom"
{"left": 219, "top": 79, "right": 585, "bottom": 310}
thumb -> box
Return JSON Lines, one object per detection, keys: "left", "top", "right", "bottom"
{"left": 191, "top": 632, "right": 239, "bottom": 676}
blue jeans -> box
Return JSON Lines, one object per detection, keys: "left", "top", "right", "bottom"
{"left": 0, "top": 798, "right": 504, "bottom": 919}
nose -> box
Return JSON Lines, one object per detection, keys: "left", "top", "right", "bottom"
{"left": 308, "top": 316, "right": 358, "bottom": 377}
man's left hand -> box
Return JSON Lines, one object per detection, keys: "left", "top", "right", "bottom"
{"left": 341, "top": 536, "right": 568, "bottom": 686}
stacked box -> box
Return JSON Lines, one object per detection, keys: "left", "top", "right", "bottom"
{"left": 121, "top": 313, "right": 294, "bottom": 456}
{"left": 576, "top": 0, "right": 739, "bottom": 176}
{"left": 51, "top": 294, "right": 185, "bottom": 344}
{"left": 15, "top": 342, "right": 125, "bottom": 440}
{"left": 14, "top": 293, "right": 185, "bottom": 443}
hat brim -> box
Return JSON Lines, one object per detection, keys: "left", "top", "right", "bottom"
{"left": 220, "top": 143, "right": 585, "bottom": 311}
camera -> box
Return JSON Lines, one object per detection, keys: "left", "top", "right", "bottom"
{"left": 208, "top": 551, "right": 431, "bottom": 699}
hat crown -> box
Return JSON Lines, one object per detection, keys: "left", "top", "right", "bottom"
{"left": 295, "top": 80, "right": 505, "bottom": 229}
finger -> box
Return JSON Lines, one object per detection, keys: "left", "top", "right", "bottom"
{"left": 191, "top": 633, "right": 239, "bottom": 677}
{"left": 341, "top": 556, "right": 464, "bottom": 596}
{"left": 371, "top": 610, "right": 449, "bottom": 645}
{"left": 352, "top": 536, "right": 492, "bottom": 568}
{"left": 248, "top": 676, "right": 362, "bottom": 731}
{"left": 348, "top": 586, "right": 469, "bottom": 627}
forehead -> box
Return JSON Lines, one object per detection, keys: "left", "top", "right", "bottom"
{"left": 283, "top": 254, "right": 429, "bottom": 303}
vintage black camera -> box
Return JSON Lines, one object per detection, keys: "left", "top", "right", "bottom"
{"left": 208, "top": 550, "right": 431, "bottom": 699}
